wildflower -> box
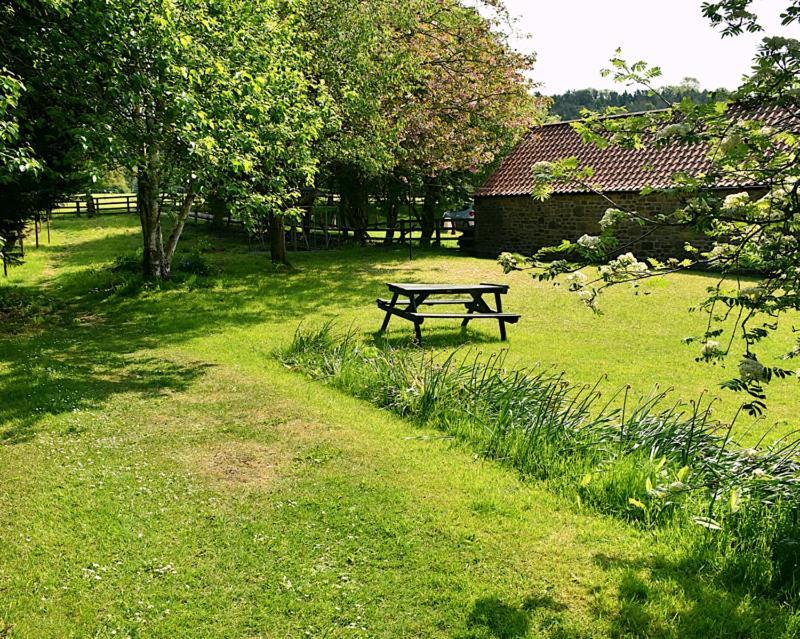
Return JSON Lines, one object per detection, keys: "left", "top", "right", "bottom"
{"left": 752, "top": 468, "right": 767, "bottom": 478}
{"left": 738, "top": 357, "right": 767, "bottom": 382}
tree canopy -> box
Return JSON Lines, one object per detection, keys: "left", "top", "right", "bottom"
{"left": 545, "top": 80, "right": 731, "bottom": 121}
{"left": 2, "top": 0, "right": 539, "bottom": 273}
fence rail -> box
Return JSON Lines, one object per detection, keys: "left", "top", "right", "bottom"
{"left": 50, "top": 193, "right": 137, "bottom": 217}
{"left": 44, "top": 193, "right": 467, "bottom": 253}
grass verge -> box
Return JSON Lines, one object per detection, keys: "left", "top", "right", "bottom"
{"left": 283, "top": 323, "right": 800, "bottom": 599}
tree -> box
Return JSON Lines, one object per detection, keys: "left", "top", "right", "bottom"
{"left": 299, "top": 0, "right": 540, "bottom": 245}
{"left": 501, "top": 1, "right": 800, "bottom": 413}
{"left": 545, "top": 82, "right": 731, "bottom": 121}
{"left": 394, "top": 0, "right": 541, "bottom": 245}
{"left": 1, "top": 1, "right": 94, "bottom": 274}
{"left": 33, "top": 0, "right": 322, "bottom": 279}
{"left": 298, "top": 0, "right": 418, "bottom": 241}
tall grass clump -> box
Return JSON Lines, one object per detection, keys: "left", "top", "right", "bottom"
{"left": 282, "top": 324, "right": 800, "bottom": 598}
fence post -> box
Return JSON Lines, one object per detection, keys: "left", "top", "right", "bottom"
{"left": 46, "top": 208, "right": 51, "bottom": 244}
{"left": 75, "top": 199, "right": 81, "bottom": 217}
{"left": 34, "top": 213, "right": 40, "bottom": 248}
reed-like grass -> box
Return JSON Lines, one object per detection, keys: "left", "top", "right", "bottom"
{"left": 283, "top": 323, "right": 800, "bottom": 598}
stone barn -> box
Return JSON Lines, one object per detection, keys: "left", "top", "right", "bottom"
{"left": 473, "top": 118, "right": 730, "bottom": 260}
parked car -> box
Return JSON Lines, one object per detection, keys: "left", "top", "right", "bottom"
{"left": 442, "top": 202, "right": 475, "bottom": 233}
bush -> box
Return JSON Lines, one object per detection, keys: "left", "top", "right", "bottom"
{"left": 282, "top": 324, "right": 800, "bottom": 598}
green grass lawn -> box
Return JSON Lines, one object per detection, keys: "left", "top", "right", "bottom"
{"left": 1, "top": 216, "right": 798, "bottom": 638}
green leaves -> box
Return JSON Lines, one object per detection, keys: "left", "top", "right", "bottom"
{"left": 518, "top": 3, "right": 800, "bottom": 408}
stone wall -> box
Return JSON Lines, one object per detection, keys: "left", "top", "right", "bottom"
{"left": 474, "top": 191, "right": 714, "bottom": 260}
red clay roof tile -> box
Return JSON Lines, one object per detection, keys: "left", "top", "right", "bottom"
{"left": 476, "top": 105, "right": 796, "bottom": 197}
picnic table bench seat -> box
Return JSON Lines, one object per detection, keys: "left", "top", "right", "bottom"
{"left": 376, "top": 282, "right": 520, "bottom": 344}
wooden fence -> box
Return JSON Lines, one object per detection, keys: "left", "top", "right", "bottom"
{"left": 50, "top": 193, "right": 138, "bottom": 217}
{"left": 45, "top": 193, "right": 465, "bottom": 252}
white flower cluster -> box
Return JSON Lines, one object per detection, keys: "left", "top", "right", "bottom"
{"left": 722, "top": 192, "right": 750, "bottom": 210}
{"left": 565, "top": 270, "right": 589, "bottom": 291}
{"left": 577, "top": 234, "right": 602, "bottom": 250}
{"left": 656, "top": 122, "right": 692, "bottom": 139}
{"left": 599, "top": 252, "right": 648, "bottom": 280}
{"left": 738, "top": 357, "right": 767, "bottom": 382}
{"left": 599, "top": 208, "right": 628, "bottom": 230}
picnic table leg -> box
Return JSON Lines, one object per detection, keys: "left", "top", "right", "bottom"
{"left": 410, "top": 294, "right": 425, "bottom": 345}
{"left": 380, "top": 292, "right": 399, "bottom": 332}
{"left": 494, "top": 291, "right": 507, "bottom": 341}
{"left": 461, "top": 293, "right": 483, "bottom": 327}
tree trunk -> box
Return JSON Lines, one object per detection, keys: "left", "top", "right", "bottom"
{"left": 162, "top": 179, "right": 198, "bottom": 277}
{"left": 383, "top": 178, "right": 403, "bottom": 246}
{"left": 420, "top": 178, "right": 440, "bottom": 248}
{"left": 339, "top": 169, "right": 368, "bottom": 243}
{"left": 207, "top": 190, "right": 228, "bottom": 228}
{"left": 269, "top": 213, "right": 290, "bottom": 265}
{"left": 137, "top": 169, "right": 165, "bottom": 279}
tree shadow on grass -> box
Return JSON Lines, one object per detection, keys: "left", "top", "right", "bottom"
{"left": 374, "top": 325, "right": 503, "bottom": 350}
{"left": 454, "top": 594, "right": 588, "bottom": 639}
{"left": 0, "top": 327, "right": 214, "bottom": 444}
{"left": 1, "top": 218, "right": 480, "bottom": 443}
{"left": 457, "top": 597, "right": 530, "bottom": 639}
{"left": 589, "top": 553, "right": 798, "bottom": 638}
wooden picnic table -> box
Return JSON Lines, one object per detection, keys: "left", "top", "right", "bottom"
{"left": 377, "top": 282, "right": 520, "bottom": 344}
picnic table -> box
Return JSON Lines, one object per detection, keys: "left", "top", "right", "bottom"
{"left": 377, "top": 282, "right": 520, "bottom": 344}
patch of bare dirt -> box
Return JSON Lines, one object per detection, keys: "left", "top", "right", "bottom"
{"left": 192, "top": 441, "right": 289, "bottom": 489}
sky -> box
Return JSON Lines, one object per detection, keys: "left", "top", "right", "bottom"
{"left": 499, "top": 0, "right": 798, "bottom": 94}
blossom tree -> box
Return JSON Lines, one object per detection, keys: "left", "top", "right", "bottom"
{"left": 500, "top": 1, "right": 800, "bottom": 414}
{"left": 395, "top": 0, "right": 543, "bottom": 245}
{"left": 301, "top": 0, "right": 541, "bottom": 243}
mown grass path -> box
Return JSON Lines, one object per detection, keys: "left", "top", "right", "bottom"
{"left": 1, "top": 217, "right": 798, "bottom": 637}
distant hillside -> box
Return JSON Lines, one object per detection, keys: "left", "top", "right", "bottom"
{"left": 544, "top": 80, "right": 731, "bottom": 121}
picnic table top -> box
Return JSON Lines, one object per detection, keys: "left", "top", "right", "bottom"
{"left": 387, "top": 282, "right": 509, "bottom": 295}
